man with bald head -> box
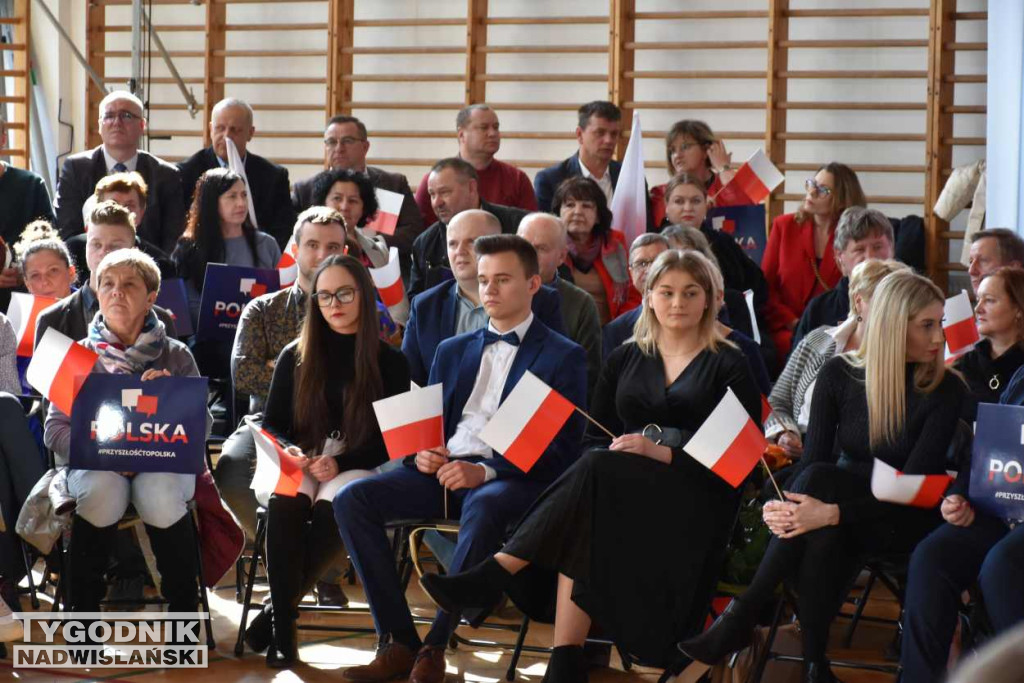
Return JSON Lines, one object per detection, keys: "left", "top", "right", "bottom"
{"left": 54, "top": 90, "right": 184, "bottom": 253}
{"left": 402, "top": 209, "right": 564, "bottom": 385}
{"left": 178, "top": 97, "right": 296, "bottom": 247}
{"left": 518, "top": 212, "right": 601, "bottom": 397}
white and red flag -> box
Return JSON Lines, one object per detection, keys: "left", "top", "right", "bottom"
{"left": 248, "top": 421, "right": 308, "bottom": 497}
{"left": 26, "top": 328, "right": 99, "bottom": 416}
{"left": 684, "top": 388, "right": 766, "bottom": 487}
{"left": 609, "top": 113, "right": 648, "bottom": 247}
{"left": 365, "top": 188, "right": 405, "bottom": 236}
{"left": 944, "top": 290, "right": 979, "bottom": 357}
{"left": 373, "top": 383, "right": 445, "bottom": 460}
{"left": 478, "top": 371, "right": 576, "bottom": 473}
{"left": 7, "top": 292, "right": 57, "bottom": 358}
{"left": 870, "top": 458, "right": 952, "bottom": 508}
{"left": 369, "top": 246, "right": 406, "bottom": 308}
{"left": 726, "top": 149, "right": 784, "bottom": 205}
{"left": 277, "top": 235, "right": 299, "bottom": 288}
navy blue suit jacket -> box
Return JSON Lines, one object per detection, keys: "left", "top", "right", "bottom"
{"left": 601, "top": 307, "right": 641, "bottom": 362}
{"left": 427, "top": 319, "right": 587, "bottom": 483}
{"left": 534, "top": 153, "right": 654, "bottom": 231}
{"left": 402, "top": 280, "right": 566, "bottom": 387}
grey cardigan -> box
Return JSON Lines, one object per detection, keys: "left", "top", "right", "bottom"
{"left": 44, "top": 337, "right": 213, "bottom": 466}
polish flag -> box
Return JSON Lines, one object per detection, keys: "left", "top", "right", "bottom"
{"left": 609, "top": 113, "right": 648, "bottom": 247}
{"left": 478, "top": 371, "right": 576, "bottom": 473}
{"left": 760, "top": 394, "right": 772, "bottom": 425}
{"left": 727, "top": 149, "right": 784, "bottom": 205}
{"left": 278, "top": 235, "right": 298, "bottom": 288}
{"left": 373, "top": 383, "right": 445, "bottom": 460}
{"left": 369, "top": 246, "right": 405, "bottom": 307}
{"left": 26, "top": 328, "right": 99, "bottom": 416}
{"left": 365, "top": 188, "right": 405, "bottom": 236}
{"left": 684, "top": 388, "right": 766, "bottom": 487}
{"left": 870, "top": 458, "right": 952, "bottom": 508}
{"left": 7, "top": 292, "right": 57, "bottom": 358}
{"left": 248, "top": 421, "right": 308, "bottom": 497}
{"left": 943, "top": 290, "right": 979, "bottom": 356}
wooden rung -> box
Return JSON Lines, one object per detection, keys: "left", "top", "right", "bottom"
{"left": 625, "top": 70, "right": 767, "bottom": 79}
{"left": 212, "top": 50, "right": 328, "bottom": 57}
{"left": 101, "top": 25, "right": 204, "bottom": 32}
{"left": 632, "top": 11, "right": 769, "bottom": 19}
{"left": 367, "top": 157, "right": 556, "bottom": 168}
{"left": 0, "top": 17, "right": 22, "bottom": 25}
{"left": 944, "top": 74, "right": 986, "bottom": 83}
{"left": 779, "top": 39, "right": 927, "bottom": 48}
{"left": 778, "top": 193, "right": 924, "bottom": 204}
{"left": 463, "top": 102, "right": 583, "bottom": 111}
{"left": 476, "top": 45, "right": 608, "bottom": 54}
{"left": 2, "top": 122, "right": 26, "bottom": 130}
{"left": 148, "top": 130, "right": 204, "bottom": 137}
{"left": 624, "top": 101, "right": 765, "bottom": 110}
{"left": 485, "top": 16, "right": 609, "bottom": 25}
{"left": 346, "top": 101, "right": 464, "bottom": 110}
{"left": 625, "top": 41, "right": 767, "bottom": 50}
{"left": 778, "top": 70, "right": 926, "bottom": 79}
{"left": 785, "top": 8, "right": 928, "bottom": 17}
{"left": 252, "top": 104, "right": 326, "bottom": 112}
{"left": 0, "top": 96, "right": 26, "bottom": 104}
{"left": 952, "top": 12, "right": 987, "bottom": 20}
{"left": 774, "top": 132, "right": 926, "bottom": 142}
{"left": 223, "top": 23, "right": 328, "bottom": 31}
{"left": 942, "top": 137, "right": 986, "bottom": 146}
{"left": 0, "top": 70, "right": 26, "bottom": 78}
{"left": 103, "top": 77, "right": 204, "bottom": 84}
{"left": 778, "top": 101, "right": 926, "bottom": 111}
{"left": 938, "top": 263, "right": 968, "bottom": 272}
{"left": 352, "top": 19, "right": 466, "bottom": 27}
{"left": 778, "top": 162, "right": 926, "bottom": 173}
{"left": 341, "top": 74, "right": 464, "bottom": 82}
{"left": 95, "top": 51, "right": 205, "bottom": 58}
{"left": 212, "top": 77, "right": 326, "bottom": 84}
{"left": 939, "top": 231, "right": 966, "bottom": 239}
{"left": 342, "top": 47, "right": 465, "bottom": 55}
{"left": 0, "top": 43, "right": 26, "bottom": 52}
{"left": 942, "top": 105, "right": 986, "bottom": 114}
{"left": 0, "top": 149, "right": 26, "bottom": 157}
{"left": 635, "top": 130, "right": 765, "bottom": 141}
{"left": 147, "top": 104, "right": 207, "bottom": 111}
{"left": 945, "top": 42, "right": 986, "bottom": 51}
{"left": 475, "top": 73, "right": 607, "bottom": 82}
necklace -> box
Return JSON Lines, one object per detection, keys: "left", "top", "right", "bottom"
{"left": 990, "top": 374, "right": 1001, "bottom": 391}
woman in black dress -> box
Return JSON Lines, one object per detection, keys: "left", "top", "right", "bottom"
{"left": 680, "top": 270, "right": 966, "bottom": 683}
{"left": 243, "top": 254, "right": 410, "bottom": 668}
{"left": 420, "top": 249, "right": 762, "bottom": 680}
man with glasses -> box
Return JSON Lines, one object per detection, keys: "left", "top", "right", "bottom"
{"left": 292, "top": 115, "right": 422, "bottom": 267}
{"left": 53, "top": 90, "right": 184, "bottom": 253}
{"left": 601, "top": 233, "right": 670, "bottom": 359}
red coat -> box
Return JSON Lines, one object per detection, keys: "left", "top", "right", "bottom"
{"left": 762, "top": 213, "right": 841, "bottom": 357}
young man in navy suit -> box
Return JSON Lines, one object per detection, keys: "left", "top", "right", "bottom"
{"left": 335, "top": 234, "right": 587, "bottom": 683}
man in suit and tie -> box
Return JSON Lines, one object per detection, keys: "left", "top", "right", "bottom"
{"left": 177, "top": 98, "right": 296, "bottom": 248}
{"left": 403, "top": 209, "right": 564, "bottom": 386}
{"left": 53, "top": 90, "right": 184, "bottom": 254}
{"left": 336, "top": 234, "right": 586, "bottom": 683}
{"left": 409, "top": 157, "right": 529, "bottom": 297}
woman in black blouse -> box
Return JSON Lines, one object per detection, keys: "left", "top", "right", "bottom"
{"left": 244, "top": 254, "right": 410, "bottom": 668}
{"left": 419, "top": 250, "right": 761, "bottom": 678}
{"left": 680, "top": 270, "right": 965, "bottom": 683}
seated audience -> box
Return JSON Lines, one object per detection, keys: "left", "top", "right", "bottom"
{"left": 652, "top": 120, "right": 750, "bottom": 226}
{"left": 763, "top": 162, "right": 866, "bottom": 358}
{"left": 178, "top": 98, "right": 297, "bottom": 248}
{"left": 967, "top": 228, "right": 1024, "bottom": 297}
{"left": 53, "top": 90, "right": 183, "bottom": 253}
{"left": 791, "top": 207, "right": 895, "bottom": 350}
{"left": 766, "top": 259, "right": 909, "bottom": 459}
{"left": 680, "top": 270, "right": 965, "bottom": 682}
{"left": 415, "top": 104, "right": 537, "bottom": 225}
{"left": 244, "top": 255, "right": 411, "bottom": 668}
{"left": 335, "top": 234, "right": 586, "bottom": 683}
{"left": 602, "top": 233, "right": 668, "bottom": 358}
{"left": 553, "top": 176, "right": 639, "bottom": 325}
{"left": 419, "top": 250, "right": 762, "bottom": 673}
{"left": 403, "top": 210, "right": 564, "bottom": 387}
{"left": 292, "top": 115, "right": 422, "bottom": 265}
{"left": 517, "top": 212, "right": 602, "bottom": 398}
{"left": 45, "top": 249, "right": 210, "bottom": 616}
{"left": 409, "top": 157, "right": 529, "bottom": 297}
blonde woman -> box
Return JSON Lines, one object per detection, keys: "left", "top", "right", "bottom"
{"left": 418, "top": 250, "right": 762, "bottom": 679}
{"left": 680, "top": 270, "right": 966, "bottom": 683}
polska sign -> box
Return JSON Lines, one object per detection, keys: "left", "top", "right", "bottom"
{"left": 196, "top": 263, "right": 280, "bottom": 341}
{"left": 971, "top": 403, "right": 1024, "bottom": 519}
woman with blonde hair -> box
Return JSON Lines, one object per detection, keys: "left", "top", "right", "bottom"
{"left": 418, "top": 250, "right": 762, "bottom": 679}
{"left": 681, "top": 270, "right": 966, "bottom": 683}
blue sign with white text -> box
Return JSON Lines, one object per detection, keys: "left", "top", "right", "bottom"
{"left": 708, "top": 205, "right": 767, "bottom": 266}
{"left": 970, "top": 403, "right": 1024, "bottom": 520}
{"left": 155, "top": 277, "right": 194, "bottom": 337}
{"left": 196, "top": 263, "right": 280, "bottom": 342}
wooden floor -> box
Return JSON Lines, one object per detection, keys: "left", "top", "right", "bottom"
{"left": 1, "top": 567, "right": 904, "bottom": 683}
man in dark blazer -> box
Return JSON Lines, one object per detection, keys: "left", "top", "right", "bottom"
{"left": 53, "top": 91, "right": 184, "bottom": 254}
{"left": 336, "top": 234, "right": 586, "bottom": 683}
{"left": 177, "top": 98, "right": 296, "bottom": 249}
{"left": 292, "top": 115, "right": 423, "bottom": 262}
{"left": 403, "top": 210, "right": 563, "bottom": 385}
{"left": 409, "top": 157, "right": 528, "bottom": 297}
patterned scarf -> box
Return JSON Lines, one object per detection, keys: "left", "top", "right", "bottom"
{"left": 567, "top": 235, "right": 603, "bottom": 273}
{"left": 87, "top": 310, "right": 167, "bottom": 374}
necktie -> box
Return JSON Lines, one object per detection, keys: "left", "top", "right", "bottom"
{"left": 112, "top": 162, "right": 128, "bottom": 173}
{"left": 482, "top": 330, "right": 520, "bottom": 347}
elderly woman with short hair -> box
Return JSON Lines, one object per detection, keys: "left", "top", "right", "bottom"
{"left": 45, "top": 248, "right": 210, "bottom": 616}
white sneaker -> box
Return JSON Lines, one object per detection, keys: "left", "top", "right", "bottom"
{"left": 0, "top": 594, "right": 23, "bottom": 641}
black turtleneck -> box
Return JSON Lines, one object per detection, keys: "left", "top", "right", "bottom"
{"left": 262, "top": 331, "right": 411, "bottom": 472}
{"left": 955, "top": 338, "right": 1024, "bottom": 420}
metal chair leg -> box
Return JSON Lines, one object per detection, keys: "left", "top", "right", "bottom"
{"left": 750, "top": 596, "right": 787, "bottom": 683}
{"left": 842, "top": 570, "right": 878, "bottom": 648}
{"left": 21, "top": 543, "right": 40, "bottom": 610}
{"left": 505, "top": 616, "right": 531, "bottom": 681}
{"left": 234, "top": 509, "right": 266, "bottom": 657}
{"left": 190, "top": 509, "right": 216, "bottom": 649}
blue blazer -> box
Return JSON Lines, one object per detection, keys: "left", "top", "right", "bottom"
{"left": 426, "top": 319, "right": 587, "bottom": 483}
{"left": 402, "top": 280, "right": 566, "bottom": 387}
{"left": 601, "top": 307, "right": 641, "bottom": 362}
{"left": 534, "top": 153, "right": 654, "bottom": 231}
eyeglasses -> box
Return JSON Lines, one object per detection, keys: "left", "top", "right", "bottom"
{"left": 804, "top": 178, "right": 833, "bottom": 197}
{"left": 324, "top": 137, "right": 365, "bottom": 148}
{"left": 101, "top": 111, "right": 142, "bottom": 123}
{"left": 315, "top": 287, "right": 358, "bottom": 306}
{"left": 630, "top": 258, "right": 656, "bottom": 270}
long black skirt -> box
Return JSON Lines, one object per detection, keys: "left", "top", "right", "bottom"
{"left": 502, "top": 448, "right": 741, "bottom": 667}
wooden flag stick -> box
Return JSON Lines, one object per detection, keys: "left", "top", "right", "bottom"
{"left": 761, "top": 456, "right": 785, "bottom": 501}
{"left": 573, "top": 406, "right": 617, "bottom": 440}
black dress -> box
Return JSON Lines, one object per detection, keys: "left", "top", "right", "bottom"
{"left": 501, "top": 341, "right": 761, "bottom": 667}
{"left": 954, "top": 339, "right": 1024, "bottom": 421}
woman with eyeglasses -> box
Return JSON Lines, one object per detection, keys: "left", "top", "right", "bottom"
{"left": 248, "top": 254, "right": 410, "bottom": 668}
{"left": 762, "top": 163, "right": 866, "bottom": 358}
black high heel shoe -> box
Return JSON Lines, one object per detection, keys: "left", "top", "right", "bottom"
{"left": 419, "top": 557, "right": 511, "bottom": 616}
{"left": 677, "top": 600, "right": 757, "bottom": 665}
{"left": 266, "top": 619, "right": 298, "bottom": 669}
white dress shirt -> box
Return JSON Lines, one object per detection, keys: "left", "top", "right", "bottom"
{"left": 446, "top": 313, "right": 535, "bottom": 481}
{"left": 579, "top": 156, "right": 614, "bottom": 206}
{"left": 102, "top": 146, "right": 139, "bottom": 174}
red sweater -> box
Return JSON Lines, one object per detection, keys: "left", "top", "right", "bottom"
{"left": 415, "top": 157, "right": 537, "bottom": 225}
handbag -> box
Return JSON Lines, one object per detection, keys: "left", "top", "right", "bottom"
{"left": 15, "top": 468, "right": 72, "bottom": 556}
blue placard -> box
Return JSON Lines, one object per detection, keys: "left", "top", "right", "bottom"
{"left": 708, "top": 205, "right": 768, "bottom": 266}
{"left": 155, "top": 277, "right": 194, "bottom": 337}
{"left": 69, "top": 374, "right": 209, "bottom": 474}
{"left": 969, "top": 403, "right": 1024, "bottom": 520}
{"left": 196, "top": 263, "right": 280, "bottom": 342}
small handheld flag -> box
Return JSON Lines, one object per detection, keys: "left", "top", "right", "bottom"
{"left": 278, "top": 235, "right": 298, "bottom": 288}
{"left": 684, "top": 388, "right": 766, "bottom": 487}
{"left": 372, "top": 384, "right": 445, "bottom": 460}
{"left": 365, "top": 188, "right": 405, "bottom": 236}
{"left": 26, "top": 328, "right": 99, "bottom": 416}
{"left": 249, "top": 420, "right": 308, "bottom": 497}
{"left": 870, "top": 458, "right": 952, "bottom": 508}
{"left": 723, "top": 149, "right": 784, "bottom": 205}
{"left": 7, "top": 292, "right": 57, "bottom": 358}
{"left": 943, "top": 290, "right": 979, "bottom": 357}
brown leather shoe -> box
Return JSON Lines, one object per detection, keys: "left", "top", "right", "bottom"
{"left": 343, "top": 642, "right": 416, "bottom": 682}
{"left": 408, "top": 645, "right": 447, "bottom": 683}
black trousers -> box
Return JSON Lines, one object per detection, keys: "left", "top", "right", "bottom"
{"left": 0, "top": 394, "right": 46, "bottom": 582}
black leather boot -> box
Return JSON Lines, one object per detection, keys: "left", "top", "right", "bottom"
{"left": 677, "top": 599, "right": 758, "bottom": 665}
{"left": 145, "top": 516, "right": 200, "bottom": 613}
{"left": 265, "top": 494, "right": 309, "bottom": 668}
{"left": 541, "top": 645, "right": 588, "bottom": 683}
{"left": 244, "top": 604, "right": 274, "bottom": 653}
{"left": 805, "top": 660, "right": 842, "bottom": 683}
{"left": 68, "top": 515, "right": 116, "bottom": 613}
{"left": 419, "top": 556, "right": 511, "bottom": 615}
